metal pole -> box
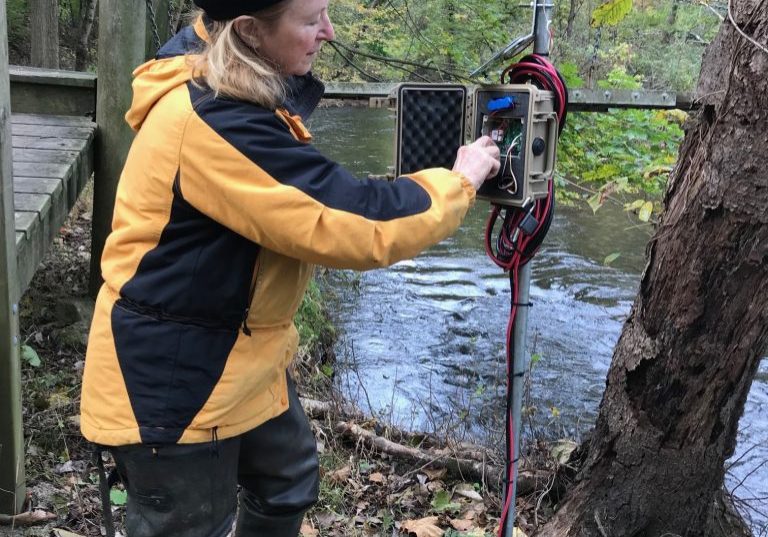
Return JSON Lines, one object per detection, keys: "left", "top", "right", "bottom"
{"left": 503, "top": 267, "right": 532, "bottom": 537}
{"left": 503, "top": 2, "right": 552, "bottom": 535}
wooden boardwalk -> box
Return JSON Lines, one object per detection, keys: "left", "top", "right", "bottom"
{"left": 10, "top": 113, "right": 96, "bottom": 294}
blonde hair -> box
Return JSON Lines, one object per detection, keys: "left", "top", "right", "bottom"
{"left": 191, "top": 6, "right": 291, "bottom": 109}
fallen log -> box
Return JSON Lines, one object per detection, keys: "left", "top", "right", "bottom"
{"left": 334, "top": 421, "right": 548, "bottom": 495}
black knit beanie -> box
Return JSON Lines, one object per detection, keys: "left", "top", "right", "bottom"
{"left": 193, "top": 0, "right": 287, "bottom": 21}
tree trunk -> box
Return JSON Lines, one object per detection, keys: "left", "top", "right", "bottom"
{"left": 662, "top": 0, "right": 680, "bottom": 44}
{"left": 30, "top": 0, "right": 59, "bottom": 69}
{"left": 75, "top": 0, "right": 98, "bottom": 71}
{"left": 564, "top": 0, "right": 580, "bottom": 40}
{"left": 537, "top": 1, "right": 768, "bottom": 535}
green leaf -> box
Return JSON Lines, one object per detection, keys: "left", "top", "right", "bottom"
{"left": 624, "top": 199, "right": 645, "bottom": 211}
{"left": 587, "top": 192, "right": 603, "bottom": 214}
{"left": 591, "top": 0, "right": 633, "bottom": 27}
{"left": 321, "top": 364, "right": 334, "bottom": 378}
{"left": 604, "top": 252, "right": 621, "bottom": 266}
{"left": 20, "top": 345, "right": 41, "bottom": 367}
{"left": 110, "top": 489, "right": 127, "bottom": 506}
{"left": 638, "top": 201, "right": 654, "bottom": 222}
{"left": 530, "top": 353, "right": 542, "bottom": 367}
{"left": 431, "top": 489, "right": 460, "bottom": 513}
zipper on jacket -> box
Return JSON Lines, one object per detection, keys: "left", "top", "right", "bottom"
{"left": 241, "top": 256, "right": 261, "bottom": 336}
{"left": 210, "top": 427, "right": 219, "bottom": 458}
{"left": 116, "top": 297, "right": 238, "bottom": 331}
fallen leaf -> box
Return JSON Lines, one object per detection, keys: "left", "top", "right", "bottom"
{"left": 453, "top": 483, "right": 483, "bottom": 502}
{"left": 53, "top": 530, "right": 85, "bottom": 537}
{"left": 300, "top": 521, "right": 318, "bottom": 537}
{"left": 48, "top": 391, "right": 71, "bottom": 408}
{"left": 422, "top": 467, "right": 447, "bottom": 481}
{"left": 550, "top": 439, "right": 578, "bottom": 465}
{"left": 328, "top": 466, "right": 351, "bottom": 484}
{"left": 315, "top": 511, "right": 344, "bottom": 528}
{"left": 449, "top": 518, "right": 475, "bottom": 531}
{"left": 368, "top": 472, "right": 385, "bottom": 483}
{"left": 400, "top": 516, "right": 444, "bottom": 537}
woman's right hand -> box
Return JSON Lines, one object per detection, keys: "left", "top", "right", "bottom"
{"left": 452, "top": 136, "right": 501, "bottom": 191}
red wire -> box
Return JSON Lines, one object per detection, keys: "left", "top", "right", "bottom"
{"left": 486, "top": 54, "right": 564, "bottom": 537}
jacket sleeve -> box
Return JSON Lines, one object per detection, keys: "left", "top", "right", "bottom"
{"left": 178, "top": 101, "right": 475, "bottom": 270}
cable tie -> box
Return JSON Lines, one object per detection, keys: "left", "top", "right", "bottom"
{"left": 512, "top": 301, "right": 533, "bottom": 307}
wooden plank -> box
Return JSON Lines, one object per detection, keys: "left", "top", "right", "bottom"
{"left": 10, "top": 82, "right": 95, "bottom": 117}
{"left": 14, "top": 177, "right": 62, "bottom": 195}
{"left": 12, "top": 135, "right": 88, "bottom": 151}
{"left": 0, "top": 0, "right": 26, "bottom": 516}
{"left": 12, "top": 113, "right": 95, "bottom": 127}
{"left": 11, "top": 123, "right": 94, "bottom": 139}
{"left": 8, "top": 65, "right": 96, "bottom": 88}
{"left": 13, "top": 161, "right": 72, "bottom": 180}
{"left": 12, "top": 147, "right": 80, "bottom": 165}
{"left": 13, "top": 147, "right": 79, "bottom": 164}
{"left": 15, "top": 192, "right": 50, "bottom": 215}
{"left": 14, "top": 210, "right": 38, "bottom": 237}
{"left": 15, "top": 233, "right": 35, "bottom": 297}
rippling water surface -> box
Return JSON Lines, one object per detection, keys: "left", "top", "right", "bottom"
{"left": 308, "top": 106, "right": 768, "bottom": 531}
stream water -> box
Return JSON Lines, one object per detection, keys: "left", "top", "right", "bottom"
{"left": 306, "top": 106, "right": 768, "bottom": 531}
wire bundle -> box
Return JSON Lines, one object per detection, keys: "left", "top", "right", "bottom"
{"left": 486, "top": 54, "right": 567, "bottom": 537}
{"left": 502, "top": 54, "right": 569, "bottom": 133}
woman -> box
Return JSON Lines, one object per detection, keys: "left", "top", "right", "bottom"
{"left": 80, "top": 1, "right": 500, "bottom": 536}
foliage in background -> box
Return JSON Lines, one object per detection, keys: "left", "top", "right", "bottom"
{"left": 295, "top": 278, "right": 337, "bottom": 356}
{"left": 556, "top": 60, "right": 685, "bottom": 208}
{"left": 311, "top": 0, "right": 722, "bottom": 93}
{"left": 10, "top": 0, "right": 718, "bottom": 203}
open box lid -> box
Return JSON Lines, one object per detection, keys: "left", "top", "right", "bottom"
{"left": 395, "top": 84, "right": 468, "bottom": 177}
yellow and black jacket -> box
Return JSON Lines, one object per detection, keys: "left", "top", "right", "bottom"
{"left": 80, "top": 21, "right": 475, "bottom": 446}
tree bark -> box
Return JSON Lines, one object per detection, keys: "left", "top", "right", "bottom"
{"left": 537, "top": 1, "right": 768, "bottom": 535}
{"left": 30, "top": 0, "right": 59, "bottom": 69}
{"left": 75, "top": 0, "right": 98, "bottom": 72}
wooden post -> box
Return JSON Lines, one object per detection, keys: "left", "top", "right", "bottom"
{"left": 88, "top": 0, "right": 147, "bottom": 296}
{"left": 0, "top": 0, "right": 26, "bottom": 515}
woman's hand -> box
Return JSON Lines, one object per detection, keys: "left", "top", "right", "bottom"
{"left": 452, "top": 136, "right": 501, "bottom": 190}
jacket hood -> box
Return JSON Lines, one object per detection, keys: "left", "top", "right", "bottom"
{"left": 125, "top": 55, "right": 199, "bottom": 131}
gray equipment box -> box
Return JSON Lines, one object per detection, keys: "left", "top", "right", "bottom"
{"left": 395, "top": 84, "right": 559, "bottom": 208}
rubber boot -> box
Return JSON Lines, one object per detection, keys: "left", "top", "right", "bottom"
{"left": 112, "top": 439, "right": 240, "bottom": 537}
{"left": 234, "top": 375, "right": 319, "bottom": 537}
{"left": 234, "top": 490, "right": 306, "bottom": 537}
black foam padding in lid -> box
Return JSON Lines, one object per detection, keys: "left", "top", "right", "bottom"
{"left": 396, "top": 85, "right": 466, "bottom": 176}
